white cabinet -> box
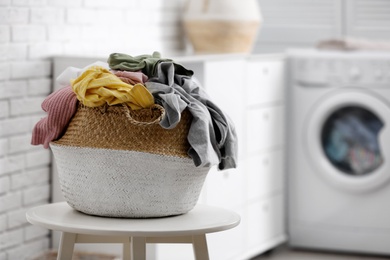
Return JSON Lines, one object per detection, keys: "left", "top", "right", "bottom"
{"left": 246, "top": 106, "right": 284, "bottom": 153}
{"left": 155, "top": 54, "right": 286, "bottom": 260}
{"left": 247, "top": 150, "right": 285, "bottom": 201}
{"left": 246, "top": 59, "right": 285, "bottom": 106}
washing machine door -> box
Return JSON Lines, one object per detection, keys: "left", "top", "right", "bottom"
{"left": 305, "top": 89, "right": 390, "bottom": 192}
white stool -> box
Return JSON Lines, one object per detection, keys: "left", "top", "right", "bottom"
{"left": 26, "top": 202, "right": 240, "bottom": 260}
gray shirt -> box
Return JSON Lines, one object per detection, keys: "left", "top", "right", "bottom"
{"left": 146, "top": 62, "right": 238, "bottom": 170}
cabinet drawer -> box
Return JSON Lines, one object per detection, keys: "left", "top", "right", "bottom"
{"left": 245, "top": 194, "right": 285, "bottom": 248}
{"left": 247, "top": 149, "right": 285, "bottom": 200}
{"left": 204, "top": 166, "right": 245, "bottom": 209}
{"left": 246, "top": 60, "right": 285, "bottom": 106}
{"left": 246, "top": 105, "right": 284, "bottom": 153}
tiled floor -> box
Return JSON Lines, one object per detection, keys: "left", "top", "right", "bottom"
{"left": 33, "top": 250, "right": 117, "bottom": 260}
{"left": 36, "top": 244, "right": 390, "bottom": 260}
{"left": 251, "top": 244, "right": 390, "bottom": 260}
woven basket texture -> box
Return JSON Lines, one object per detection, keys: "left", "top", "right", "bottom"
{"left": 54, "top": 103, "right": 192, "bottom": 158}
{"left": 51, "top": 143, "right": 209, "bottom": 218}
{"left": 51, "top": 103, "right": 210, "bottom": 218}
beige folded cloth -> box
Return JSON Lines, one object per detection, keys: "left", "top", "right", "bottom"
{"left": 317, "top": 37, "right": 390, "bottom": 51}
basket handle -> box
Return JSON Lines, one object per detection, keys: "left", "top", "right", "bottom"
{"left": 122, "top": 104, "right": 165, "bottom": 126}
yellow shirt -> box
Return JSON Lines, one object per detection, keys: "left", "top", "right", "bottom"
{"left": 71, "top": 65, "right": 154, "bottom": 110}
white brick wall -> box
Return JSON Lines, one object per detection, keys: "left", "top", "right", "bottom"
{"left": 0, "top": 26, "right": 10, "bottom": 43}
{"left": 7, "top": 238, "right": 50, "bottom": 260}
{"left": 0, "top": 139, "right": 8, "bottom": 157}
{"left": 0, "top": 64, "right": 10, "bottom": 80}
{"left": 12, "top": 25, "right": 46, "bottom": 42}
{"left": 11, "top": 61, "right": 51, "bottom": 79}
{"left": 0, "top": 101, "right": 8, "bottom": 118}
{"left": 0, "top": 214, "right": 6, "bottom": 231}
{"left": 0, "top": 7, "right": 29, "bottom": 24}
{"left": 0, "top": 176, "right": 9, "bottom": 195}
{"left": 0, "top": 229, "right": 24, "bottom": 250}
{"left": 0, "top": 192, "right": 22, "bottom": 214}
{"left": 27, "top": 78, "right": 51, "bottom": 96}
{"left": 0, "top": 80, "right": 28, "bottom": 98}
{"left": 0, "top": 0, "right": 185, "bottom": 259}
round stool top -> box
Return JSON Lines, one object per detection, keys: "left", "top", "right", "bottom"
{"left": 26, "top": 202, "right": 240, "bottom": 237}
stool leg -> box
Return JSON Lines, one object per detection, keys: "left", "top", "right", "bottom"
{"left": 57, "top": 232, "right": 76, "bottom": 260}
{"left": 192, "top": 234, "right": 209, "bottom": 260}
{"left": 123, "top": 237, "right": 131, "bottom": 260}
{"left": 131, "top": 237, "right": 146, "bottom": 260}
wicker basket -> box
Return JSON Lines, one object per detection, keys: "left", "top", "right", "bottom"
{"left": 183, "top": 19, "right": 260, "bottom": 53}
{"left": 182, "top": 0, "right": 261, "bottom": 53}
{"left": 51, "top": 103, "right": 210, "bottom": 218}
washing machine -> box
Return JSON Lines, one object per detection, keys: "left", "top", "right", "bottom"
{"left": 286, "top": 49, "right": 390, "bottom": 255}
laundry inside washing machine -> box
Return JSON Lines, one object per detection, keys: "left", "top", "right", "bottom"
{"left": 321, "top": 106, "right": 384, "bottom": 176}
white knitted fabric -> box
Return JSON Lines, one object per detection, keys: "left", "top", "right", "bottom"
{"left": 50, "top": 143, "right": 210, "bottom": 218}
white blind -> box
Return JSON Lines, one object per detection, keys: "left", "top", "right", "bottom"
{"left": 346, "top": 0, "right": 390, "bottom": 39}
{"left": 254, "top": 0, "right": 343, "bottom": 52}
{"left": 253, "top": 0, "right": 390, "bottom": 53}
{"left": 260, "top": 0, "right": 341, "bottom": 26}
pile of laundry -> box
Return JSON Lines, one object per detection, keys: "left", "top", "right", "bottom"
{"left": 322, "top": 109, "right": 383, "bottom": 175}
{"left": 31, "top": 52, "right": 237, "bottom": 170}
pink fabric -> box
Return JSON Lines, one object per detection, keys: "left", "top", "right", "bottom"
{"left": 111, "top": 70, "right": 148, "bottom": 85}
{"left": 31, "top": 86, "right": 78, "bottom": 148}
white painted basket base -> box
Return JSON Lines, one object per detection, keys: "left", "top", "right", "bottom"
{"left": 50, "top": 143, "right": 209, "bottom": 218}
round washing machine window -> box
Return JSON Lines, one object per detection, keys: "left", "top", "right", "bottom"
{"left": 321, "top": 106, "right": 384, "bottom": 176}
{"left": 305, "top": 89, "right": 390, "bottom": 193}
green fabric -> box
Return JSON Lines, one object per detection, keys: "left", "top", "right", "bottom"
{"left": 107, "top": 51, "right": 193, "bottom": 78}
